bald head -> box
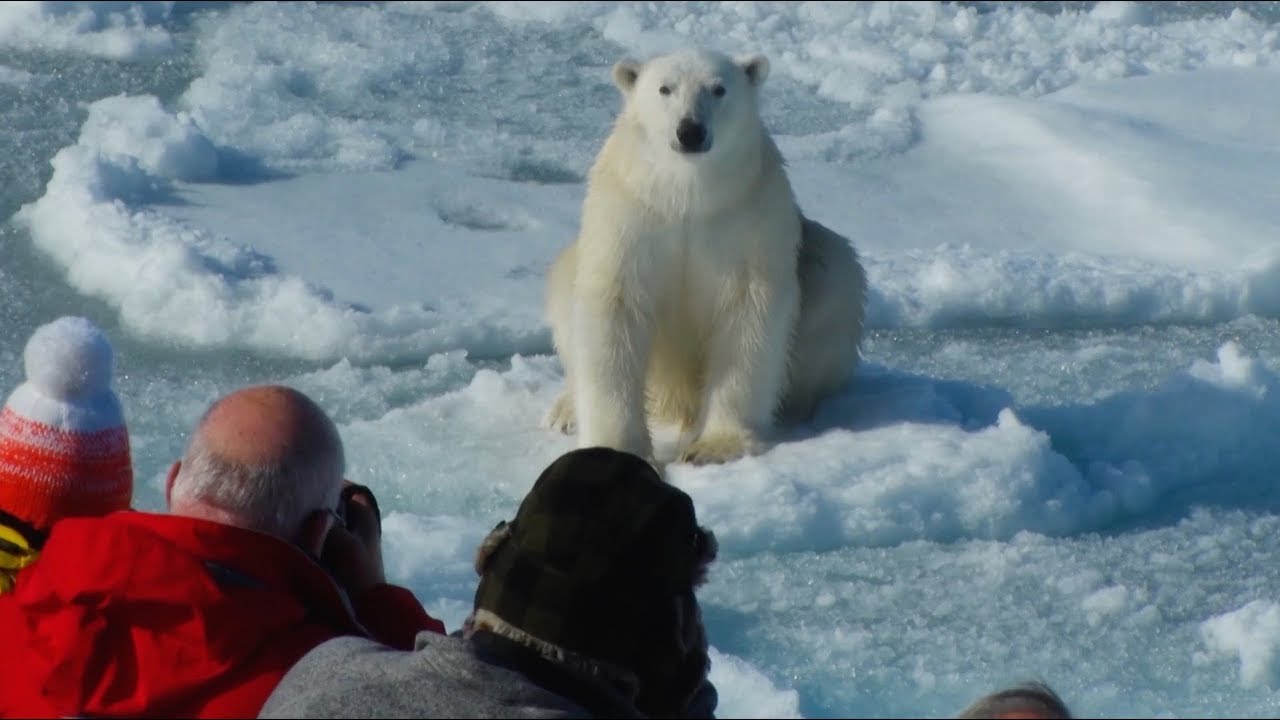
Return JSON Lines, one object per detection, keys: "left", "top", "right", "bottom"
{"left": 957, "top": 682, "right": 1072, "bottom": 719}
{"left": 168, "top": 385, "right": 345, "bottom": 541}
{"left": 198, "top": 385, "right": 343, "bottom": 472}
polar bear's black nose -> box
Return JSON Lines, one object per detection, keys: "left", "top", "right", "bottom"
{"left": 676, "top": 119, "right": 707, "bottom": 152}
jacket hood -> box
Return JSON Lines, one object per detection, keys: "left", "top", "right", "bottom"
{"left": 0, "top": 510, "right": 362, "bottom": 717}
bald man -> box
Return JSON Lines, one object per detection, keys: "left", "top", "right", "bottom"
{"left": 957, "top": 681, "right": 1073, "bottom": 719}
{"left": 0, "top": 385, "right": 445, "bottom": 719}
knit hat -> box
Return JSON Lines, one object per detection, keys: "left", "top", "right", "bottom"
{"left": 472, "top": 447, "right": 717, "bottom": 713}
{"left": 0, "top": 316, "right": 133, "bottom": 546}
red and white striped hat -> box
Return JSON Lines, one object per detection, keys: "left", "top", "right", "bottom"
{"left": 0, "top": 316, "right": 132, "bottom": 542}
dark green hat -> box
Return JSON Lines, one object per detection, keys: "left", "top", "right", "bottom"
{"left": 473, "top": 447, "right": 717, "bottom": 670}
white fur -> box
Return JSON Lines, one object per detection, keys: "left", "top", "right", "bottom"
{"left": 544, "top": 48, "right": 867, "bottom": 465}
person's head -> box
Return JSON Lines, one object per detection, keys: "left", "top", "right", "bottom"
{"left": 957, "top": 681, "right": 1072, "bottom": 719}
{"left": 165, "top": 384, "right": 344, "bottom": 557}
{"left": 0, "top": 316, "right": 132, "bottom": 582}
{"left": 469, "top": 447, "right": 718, "bottom": 717}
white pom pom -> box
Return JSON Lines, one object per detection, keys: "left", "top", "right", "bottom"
{"left": 23, "top": 316, "right": 115, "bottom": 401}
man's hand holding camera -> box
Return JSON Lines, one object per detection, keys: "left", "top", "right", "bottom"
{"left": 322, "top": 481, "right": 386, "bottom": 596}
{"left": 314, "top": 478, "right": 448, "bottom": 646}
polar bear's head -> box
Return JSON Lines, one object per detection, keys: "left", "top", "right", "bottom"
{"left": 613, "top": 48, "right": 769, "bottom": 158}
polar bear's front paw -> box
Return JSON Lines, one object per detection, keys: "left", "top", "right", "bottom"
{"left": 542, "top": 392, "right": 577, "bottom": 435}
{"left": 678, "top": 429, "right": 763, "bottom": 465}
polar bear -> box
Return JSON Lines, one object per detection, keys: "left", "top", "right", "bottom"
{"left": 543, "top": 47, "right": 867, "bottom": 465}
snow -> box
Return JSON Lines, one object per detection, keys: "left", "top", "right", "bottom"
{"left": 3, "top": 1, "right": 1280, "bottom": 717}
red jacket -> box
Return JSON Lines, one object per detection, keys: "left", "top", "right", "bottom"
{"left": 0, "top": 511, "right": 445, "bottom": 718}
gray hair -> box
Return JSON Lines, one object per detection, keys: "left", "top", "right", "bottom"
{"left": 957, "top": 681, "right": 1072, "bottom": 719}
{"left": 169, "top": 431, "right": 344, "bottom": 540}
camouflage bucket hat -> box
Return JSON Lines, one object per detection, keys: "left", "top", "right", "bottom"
{"left": 473, "top": 447, "right": 717, "bottom": 669}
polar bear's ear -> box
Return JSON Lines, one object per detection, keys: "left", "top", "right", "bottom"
{"left": 736, "top": 53, "right": 770, "bottom": 86}
{"left": 613, "top": 59, "right": 641, "bottom": 94}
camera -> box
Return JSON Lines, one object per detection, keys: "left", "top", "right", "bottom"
{"left": 337, "top": 483, "right": 382, "bottom": 534}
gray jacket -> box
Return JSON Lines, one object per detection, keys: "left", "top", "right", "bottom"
{"left": 259, "top": 630, "right": 647, "bottom": 719}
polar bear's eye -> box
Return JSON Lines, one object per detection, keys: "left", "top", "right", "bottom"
{"left": 659, "top": 85, "right": 672, "bottom": 96}
{"left": 713, "top": 85, "right": 726, "bottom": 97}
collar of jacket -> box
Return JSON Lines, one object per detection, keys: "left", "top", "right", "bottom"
{"left": 468, "top": 628, "right": 646, "bottom": 719}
